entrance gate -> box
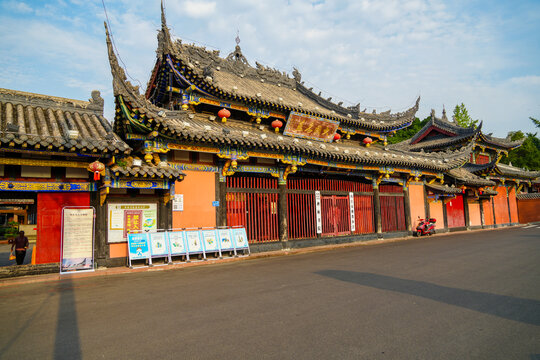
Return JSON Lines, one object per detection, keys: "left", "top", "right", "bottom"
{"left": 321, "top": 195, "right": 350, "bottom": 236}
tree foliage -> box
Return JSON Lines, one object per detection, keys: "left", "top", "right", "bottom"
{"left": 453, "top": 103, "right": 479, "bottom": 128}
{"left": 500, "top": 118, "right": 540, "bottom": 170}
{"left": 387, "top": 116, "right": 430, "bottom": 144}
{"left": 530, "top": 117, "right": 540, "bottom": 129}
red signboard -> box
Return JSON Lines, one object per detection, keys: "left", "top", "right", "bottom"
{"left": 124, "top": 210, "right": 143, "bottom": 238}
{"left": 284, "top": 111, "right": 339, "bottom": 142}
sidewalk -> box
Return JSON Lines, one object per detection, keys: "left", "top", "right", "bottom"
{"left": 0, "top": 224, "right": 528, "bottom": 288}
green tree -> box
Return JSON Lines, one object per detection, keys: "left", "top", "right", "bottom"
{"left": 453, "top": 103, "right": 479, "bottom": 128}
{"left": 500, "top": 131, "right": 540, "bottom": 170}
{"left": 530, "top": 117, "right": 540, "bottom": 128}
{"left": 387, "top": 116, "right": 430, "bottom": 144}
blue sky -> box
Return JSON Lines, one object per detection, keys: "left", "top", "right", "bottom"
{"left": 1, "top": 0, "right": 539, "bottom": 137}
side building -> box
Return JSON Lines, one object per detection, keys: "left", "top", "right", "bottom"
{"left": 0, "top": 88, "right": 184, "bottom": 268}
{"left": 391, "top": 108, "right": 539, "bottom": 231}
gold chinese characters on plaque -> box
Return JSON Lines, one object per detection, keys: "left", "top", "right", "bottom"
{"left": 283, "top": 111, "right": 339, "bottom": 142}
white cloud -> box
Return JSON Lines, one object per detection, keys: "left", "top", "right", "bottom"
{"left": 1, "top": 0, "right": 33, "bottom": 13}
{"left": 182, "top": 1, "right": 216, "bottom": 18}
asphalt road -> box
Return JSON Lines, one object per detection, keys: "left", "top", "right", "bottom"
{"left": 1, "top": 226, "right": 539, "bottom": 360}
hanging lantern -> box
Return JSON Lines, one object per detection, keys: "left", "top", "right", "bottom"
{"left": 363, "top": 137, "right": 373, "bottom": 147}
{"left": 271, "top": 119, "right": 283, "bottom": 133}
{"left": 333, "top": 133, "right": 341, "bottom": 142}
{"left": 218, "top": 108, "right": 231, "bottom": 123}
{"left": 88, "top": 160, "right": 105, "bottom": 181}
{"left": 256, "top": 117, "right": 261, "bottom": 124}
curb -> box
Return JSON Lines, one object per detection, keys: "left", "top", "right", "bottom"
{"left": 0, "top": 224, "right": 527, "bottom": 288}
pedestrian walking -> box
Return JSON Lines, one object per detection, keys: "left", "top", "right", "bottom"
{"left": 10, "top": 231, "right": 29, "bottom": 265}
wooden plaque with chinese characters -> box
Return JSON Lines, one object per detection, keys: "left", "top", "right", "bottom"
{"left": 283, "top": 111, "right": 339, "bottom": 142}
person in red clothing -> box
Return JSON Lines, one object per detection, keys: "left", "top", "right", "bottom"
{"left": 10, "top": 231, "right": 29, "bottom": 265}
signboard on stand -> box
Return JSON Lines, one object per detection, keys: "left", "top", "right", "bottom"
{"left": 61, "top": 207, "right": 95, "bottom": 274}
{"left": 127, "top": 232, "right": 150, "bottom": 268}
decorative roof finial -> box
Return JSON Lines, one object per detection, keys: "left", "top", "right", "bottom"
{"left": 226, "top": 30, "right": 249, "bottom": 65}
{"left": 430, "top": 109, "right": 436, "bottom": 119}
{"left": 442, "top": 105, "right": 448, "bottom": 121}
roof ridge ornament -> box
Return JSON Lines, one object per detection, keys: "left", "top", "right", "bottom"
{"left": 226, "top": 30, "right": 249, "bottom": 65}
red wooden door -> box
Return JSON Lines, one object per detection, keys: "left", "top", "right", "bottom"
{"left": 36, "top": 192, "right": 90, "bottom": 264}
{"left": 446, "top": 194, "right": 465, "bottom": 228}
{"left": 321, "top": 195, "right": 350, "bottom": 236}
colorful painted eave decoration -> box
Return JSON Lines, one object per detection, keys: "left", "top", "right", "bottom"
{"left": 110, "top": 179, "right": 171, "bottom": 189}
{"left": 283, "top": 111, "right": 339, "bottom": 142}
{"left": 0, "top": 181, "right": 96, "bottom": 192}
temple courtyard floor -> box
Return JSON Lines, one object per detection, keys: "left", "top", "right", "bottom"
{"left": 0, "top": 226, "right": 539, "bottom": 359}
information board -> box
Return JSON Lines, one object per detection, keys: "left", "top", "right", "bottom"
{"left": 217, "top": 229, "right": 234, "bottom": 251}
{"left": 202, "top": 229, "right": 219, "bottom": 252}
{"left": 168, "top": 231, "right": 187, "bottom": 256}
{"left": 127, "top": 233, "right": 150, "bottom": 267}
{"left": 185, "top": 230, "right": 203, "bottom": 253}
{"left": 61, "top": 207, "right": 95, "bottom": 274}
{"left": 232, "top": 228, "right": 249, "bottom": 249}
{"left": 149, "top": 232, "right": 169, "bottom": 258}
{"left": 108, "top": 203, "right": 157, "bottom": 243}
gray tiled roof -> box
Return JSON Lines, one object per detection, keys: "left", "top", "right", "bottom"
{"left": 447, "top": 167, "right": 496, "bottom": 186}
{"left": 155, "top": 9, "right": 419, "bottom": 132}
{"left": 0, "top": 88, "right": 130, "bottom": 154}
{"left": 496, "top": 163, "right": 540, "bottom": 179}
{"left": 106, "top": 24, "right": 474, "bottom": 173}
{"left": 425, "top": 183, "right": 464, "bottom": 194}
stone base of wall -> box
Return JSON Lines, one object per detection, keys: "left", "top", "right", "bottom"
{"left": 0, "top": 263, "right": 59, "bottom": 279}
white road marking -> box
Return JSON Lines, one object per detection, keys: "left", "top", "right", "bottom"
{"left": 523, "top": 225, "right": 537, "bottom": 228}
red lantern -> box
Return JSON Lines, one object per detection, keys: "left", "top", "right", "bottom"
{"left": 363, "top": 137, "right": 373, "bottom": 147}
{"left": 218, "top": 108, "right": 231, "bottom": 123}
{"left": 88, "top": 160, "right": 105, "bottom": 181}
{"left": 333, "top": 133, "right": 341, "bottom": 142}
{"left": 271, "top": 119, "right": 283, "bottom": 133}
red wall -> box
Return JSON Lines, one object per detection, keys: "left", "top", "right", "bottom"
{"left": 445, "top": 195, "right": 465, "bottom": 228}
{"left": 483, "top": 199, "right": 494, "bottom": 226}
{"left": 493, "top": 187, "right": 509, "bottom": 225}
{"left": 508, "top": 187, "right": 518, "bottom": 223}
{"left": 36, "top": 193, "right": 90, "bottom": 264}
{"left": 517, "top": 198, "right": 540, "bottom": 223}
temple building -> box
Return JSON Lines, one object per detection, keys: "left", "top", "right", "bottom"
{"left": 391, "top": 108, "right": 539, "bottom": 230}
{"left": 103, "top": 6, "right": 480, "bottom": 255}
{"left": 0, "top": 88, "right": 184, "bottom": 267}
{"left": 2, "top": 3, "right": 537, "bottom": 271}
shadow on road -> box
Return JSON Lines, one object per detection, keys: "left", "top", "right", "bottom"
{"left": 54, "top": 278, "right": 82, "bottom": 359}
{"left": 316, "top": 270, "right": 540, "bottom": 326}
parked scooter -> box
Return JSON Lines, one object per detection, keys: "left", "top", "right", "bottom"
{"left": 415, "top": 218, "right": 436, "bottom": 236}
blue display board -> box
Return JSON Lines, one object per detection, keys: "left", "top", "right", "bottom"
{"left": 168, "top": 231, "right": 187, "bottom": 256}
{"left": 127, "top": 233, "right": 150, "bottom": 265}
{"left": 232, "top": 228, "right": 249, "bottom": 249}
{"left": 217, "top": 229, "right": 234, "bottom": 251}
{"left": 185, "top": 230, "right": 203, "bottom": 254}
{"left": 149, "top": 232, "right": 169, "bottom": 258}
{"left": 202, "top": 229, "right": 219, "bottom": 252}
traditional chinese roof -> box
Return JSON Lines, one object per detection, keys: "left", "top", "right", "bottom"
{"left": 109, "top": 156, "right": 184, "bottom": 179}
{"left": 461, "top": 160, "right": 498, "bottom": 175}
{"left": 391, "top": 109, "right": 481, "bottom": 151}
{"left": 149, "top": 7, "right": 419, "bottom": 133}
{"left": 106, "top": 23, "right": 474, "bottom": 174}
{"left": 447, "top": 167, "right": 496, "bottom": 187}
{"left": 494, "top": 163, "right": 540, "bottom": 179}
{"left": 0, "top": 88, "right": 131, "bottom": 155}
{"left": 478, "top": 133, "right": 524, "bottom": 150}
{"left": 425, "top": 183, "right": 464, "bottom": 194}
